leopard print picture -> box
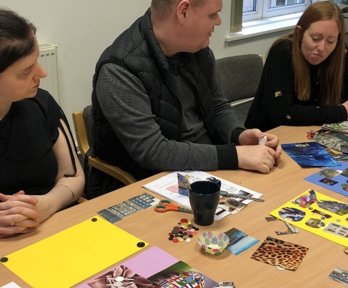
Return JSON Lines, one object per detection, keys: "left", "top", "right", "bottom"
{"left": 251, "top": 236, "right": 309, "bottom": 271}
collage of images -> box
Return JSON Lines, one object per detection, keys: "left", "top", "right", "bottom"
{"left": 270, "top": 189, "right": 348, "bottom": 247}
{"left": 306, "top": 161, "right": 348, "bottom": 197}
{"left": 76, "top": 246, "right": 220, "bottom": 288}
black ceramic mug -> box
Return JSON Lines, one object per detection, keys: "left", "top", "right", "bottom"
{"left": 189, "top": 180, "right": 220, "bottom": 226}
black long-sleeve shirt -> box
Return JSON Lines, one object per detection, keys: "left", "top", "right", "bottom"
{"left": 245, "top": 39, "right": 348, "bottom": 131}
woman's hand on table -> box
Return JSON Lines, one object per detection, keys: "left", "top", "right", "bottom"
{"left": 0, "top": 191, "right": 39, "bottom": 238}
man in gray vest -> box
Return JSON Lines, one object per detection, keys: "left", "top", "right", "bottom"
{"left": 91, "top": 0, "right": 282, "bottom": 197}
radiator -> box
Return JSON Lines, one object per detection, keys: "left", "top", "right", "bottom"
{"left": 38, "top": 44, "right": 60, "bottom": 104}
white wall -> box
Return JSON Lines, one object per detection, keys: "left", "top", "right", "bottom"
{"left": 0, "top": 0, "right": 291, "bottom": 127}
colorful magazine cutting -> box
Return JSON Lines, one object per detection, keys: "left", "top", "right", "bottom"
{"left": 282, "top": 142, "right": 339, "bottom": 168}
{"left": 269, "top": 189, "right": 348, "bottom": 247}
{"left": 224, "top": 228, "right": 259, "bottom": 255}
{"left": 313, "top": 129, "right": 348, "bottom": 155}
{"left": 76, "top": 246, "right": 218, "bottom": 288}
{"left": 143, "top": 171, "right": 263, "bottom": 221}
{"left": 251, "top": 236, "right": 308, "bottom": 271}
{"left": 322, "top": 121, "right": 348, "bottom": 134}
{"left": 305, "top": 161, "right": 348, "bottom": 197}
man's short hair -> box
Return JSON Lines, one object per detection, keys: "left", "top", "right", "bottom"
{"left": 151, "top": 0, "right": 206, "bottom": 17}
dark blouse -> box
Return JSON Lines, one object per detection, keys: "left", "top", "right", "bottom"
{"left": 245, "top": 39, "right": 348, "bottom": 131}
{"left": 0, "top": 89, "right": 62, "bottom": 195}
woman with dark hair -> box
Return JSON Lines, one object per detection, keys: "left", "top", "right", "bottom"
{"left": 245, "top": 1, "right": 348, "bottom": 131}
{"left": 0, "top": 9, "right": 84, "bottom": 238}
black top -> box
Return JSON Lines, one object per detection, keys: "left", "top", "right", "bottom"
{"left": 0, "top": 89, "right": 62, "bottom": 195}
{"left": 245, "top": 39, "right": 348, "bottom": 131}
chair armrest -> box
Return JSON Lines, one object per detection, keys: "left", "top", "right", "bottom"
{"left": 88, "top": 156, "right": 137, "bottom": 185}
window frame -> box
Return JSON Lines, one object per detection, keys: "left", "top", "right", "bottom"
{"left": 242, "top": 0, "right": 311, "bottom": 22}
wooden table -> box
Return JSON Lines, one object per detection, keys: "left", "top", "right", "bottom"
{"left": 1, "top": 126, "right": 347, "bottom": 288}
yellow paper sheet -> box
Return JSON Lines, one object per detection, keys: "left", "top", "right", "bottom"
{"left": 1, "top": 216, "right": 147, "bottom": 288}
{"left": 270, "top": 190, "right": 348, "bottom": 247}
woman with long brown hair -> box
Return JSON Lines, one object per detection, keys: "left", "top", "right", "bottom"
{"left": 245, "top": 1, "right": 348, "bottom": 131}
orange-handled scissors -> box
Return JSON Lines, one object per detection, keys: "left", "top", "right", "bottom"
{"left": 154, "top": 199, "right": 192, "bottom": 213}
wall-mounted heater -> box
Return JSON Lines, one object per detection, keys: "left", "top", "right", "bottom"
{"left": 38, "top": 44, "right": 60, "bottom": 104}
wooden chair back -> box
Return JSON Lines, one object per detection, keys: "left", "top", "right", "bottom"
{"left": 72, "top": 109, "right": 137, "bottom": 187}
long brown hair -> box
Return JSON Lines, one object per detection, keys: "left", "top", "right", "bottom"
{"left": 277, "top": 1, "right": 345, "bottom": 104}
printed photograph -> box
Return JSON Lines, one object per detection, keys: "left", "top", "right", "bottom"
{"left": 319, "top": 177, "right": 338, "bottom": 186}
{"left": 305, "top": 218, "right": 325, "bottom": 229}
{"left": 251, "top": 236, "right": 308, "bottom": 271}
{"left": 319, "top": 169, "right": 342, "bottom": 178}
{"left": 282, "top": 142, "right": 338, "bottom": 168}
{"left": 148, "top": 261, "right": 218, "bottom": 288}
{"left": 278, "top": 207, "right": 305, "bottom": 222}
{"left": 86, "top": 265, "right": 153, "bottom": 288}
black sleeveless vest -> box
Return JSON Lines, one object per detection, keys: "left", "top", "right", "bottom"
{"left": 92, "top": 9, "right": 216, "bottom": 179}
